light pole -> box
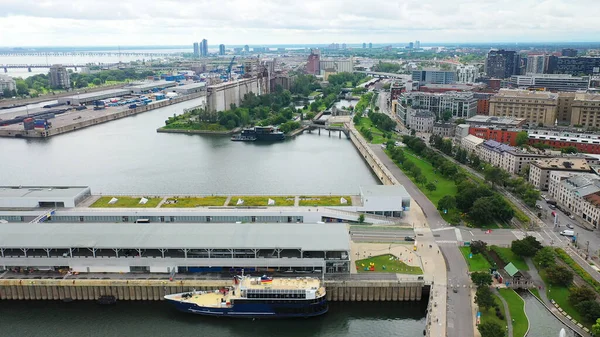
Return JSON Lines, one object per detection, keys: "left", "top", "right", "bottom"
{"left": 77, "top": 91, "right": 80, "bottom": 104}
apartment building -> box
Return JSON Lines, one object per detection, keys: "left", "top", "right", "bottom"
{"left": 509, "top": 74, "right": 590, "bottom": 92}
{"left": 456, "top": 65, "right": 480, "bottom": 84}
{"left": 489, "top": 89, "right": 558, "bottom": 126}
{"left": 549, "top": 172, "right": 600, "bottom": 228}
{"left": 397, "top": 91, "right": 477, "bottom": 123}
{"left": 529, "top": 158, "right": 592, "bottom": 190}
{"left": 503, "top": 150, "right": 551, "bottom": 175}
{"left": 570, "top": 93, "right": 600, "bottom": 128}
{"left": 433, "top": 122, "right": 456, "bottom": 138}
{"left": 407, "top": 110, "right": 435, "bottom": 132}
{"left": 528, "top": 129, "right": 600, "bottom": 154}
{"left": 476, "top": 140, "right": 515, "bottom": 170}
{"left": 461, "top": 134, "right": 485, "bottom": 153}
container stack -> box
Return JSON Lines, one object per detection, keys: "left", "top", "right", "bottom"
{"left": 34, "top": 119, "right": 49, "bottom": 130}
{"left": 23, "top": 118, "right": 34, "bottom": 131}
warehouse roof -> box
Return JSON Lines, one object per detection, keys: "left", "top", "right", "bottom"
{"left": 59, "top": 89, "right": 130, "bottom": 101}
{"left": 0, "top": 186, "right": 89, "bottom": 199}
{"left": 128, "top": 80, "right": 176, "bottom": 90}
{"left": 360, "top": 185, "right": 410, "bottom": 198}
{"left": 0, "top": 223, "right": 350, "bottom": 251}
{"left": 172, "top": 82, "right": 206, "bottom": 90}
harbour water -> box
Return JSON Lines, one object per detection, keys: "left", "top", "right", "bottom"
{"left": 0, "top": 97, "right": 378, "bottom": 194}
{"left": 0, "top": 300, "right": 427, "bottom": 337}
{"left": 520, "top": 291, "right": 575, "bottom": 337}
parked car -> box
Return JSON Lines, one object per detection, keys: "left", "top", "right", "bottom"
{"left": 569, "top": 215, "right": 575, "bottom": 220}
{"left": 404, "top": 236, "right": 415, "bottom": 242}
{"left": 549, "top": 205, "right": 556, "bottom": 210}
{"left": 566, "top": 224, "right": 574, "bottom": 229}
{"left": 564, "top": 210, "right": 572, "bottom": 216}
{"left": 535, "top": 204, "right": 543, "bottom": 210}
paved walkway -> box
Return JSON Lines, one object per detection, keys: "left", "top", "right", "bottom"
{"left": 155, "top": 196, "right": 168, "bottom": 208}
{"left": 525, "top": 258, "right": 590, "bottom": 337}
{"left": 491, "top": 287, "right": 513, "bottom": 337}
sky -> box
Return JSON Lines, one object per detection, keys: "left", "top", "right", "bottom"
{"left": 2, "top": 0, "right": 600, "bottom": 47}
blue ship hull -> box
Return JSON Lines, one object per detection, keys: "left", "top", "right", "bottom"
{"left": 166, "top": 298, "right": 328, "bottom": 318}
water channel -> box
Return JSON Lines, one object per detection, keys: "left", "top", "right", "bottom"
{"left": 519, "top": 291, "right": 576, "bottom": 337}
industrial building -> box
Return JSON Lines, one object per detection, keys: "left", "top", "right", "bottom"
{"left": 206, "top": 78, "right": 261, "bottom": 112}
{"left": 0, "top": 186, "right": 91, "bottom": 208}
{"left": 128, "top": 81, "right": 177, "bottom": 94}
{"left": 170, "top": 82, "right": 207, "bottom": 95}
{"left": 56, "top": 89, "right": 130, "bottom": 105}
{"left": 0, "top": 222, "right": 351, "bottom": 274}
{"left": 412, "top": 69, "right": 455, "bottom": 85}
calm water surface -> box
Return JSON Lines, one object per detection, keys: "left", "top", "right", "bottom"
{"left": 0, "top": 301, "right": 426, "bottom": 337}
{"left": 520, "top": 292, "right": 575, "bottom": 337}
{"left": 0, "top": 97, "right": 378, "bottom": 194}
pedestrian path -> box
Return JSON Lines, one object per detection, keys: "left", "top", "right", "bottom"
{"left": 511, "top": 230, "right": 544, "bottom": 242}
{"left": 491, "top": 287, "right": 513, "bottom": 337}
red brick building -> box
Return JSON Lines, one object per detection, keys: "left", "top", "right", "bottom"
{"left": 469, "top": 127, "right": 520, "bottom": 146}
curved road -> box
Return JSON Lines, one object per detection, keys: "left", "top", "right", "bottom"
{"left": 370, "top": 144, "right": 473, "bottom": 337}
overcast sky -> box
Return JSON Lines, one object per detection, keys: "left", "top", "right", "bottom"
{"left": 2, "top": 0, "right": 600, "bottom": 47}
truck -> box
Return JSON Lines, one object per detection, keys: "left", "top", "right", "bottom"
{"left": 560, "top": 230, "right": 575, "bottom": 237}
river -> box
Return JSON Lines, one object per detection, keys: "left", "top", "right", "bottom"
{"left": 0, "top": 97, "right": 379, "bottom": 195}
{"left": 0, "top": 299, "right": 427, "bottom": 337}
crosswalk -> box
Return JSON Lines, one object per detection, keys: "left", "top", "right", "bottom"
{"left": 511, "top": 230, "right": 545, "bottom": 242}
{"left": 436, "top": 240, "right": 458, "bottom": 245}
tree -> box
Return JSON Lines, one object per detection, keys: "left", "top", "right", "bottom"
{"left": 511, "top": 236, "right": 543, "bottom": 257}
{"left": 92, "top": 78, "right": 102, "bottom": 86}
{"left": 546, "top": 265, "right": 573, "bottom": 286}
{"left": 515, "top": 131, "right": 529, "bottom": 146}
{"left": 575, "top": 300, "right": 600, "bottom": 323}
{"left": 425, "top": 182, "right": 437, "bottom": 192}
{"left": 484, "top": 166, "right": 509, "bottom": 188}
{"left": 533, "top": 247, "right": 556, "bottom": 268}
{"left": 469, "top": 197, "right": 497, "bottom": 225}
{"left": 2, "top": 88, "right": 11, "bottom": 98}
{"left": 410, "top": 129, "right": 416, "bottom": 136}
{"left": 569, "top": 286, "right": 596, "bottom": 306}
{"left": 471, "top": 271, "right": 493, "bottom": 287}
{"left": 478, "top": 322, "right": 505, "bottom": 337}
{"left": 592, "top": 318, "right": 600, "bottom": 336}
{"left": 415, "top": 174, "right": 427, "bottom": 185}
{"left": 358, "top": 213, "right": 365, "bottom": 224}
{"left": 442, "top": 110, "right": 453, "bottom": 122}
{"left": 437, "top": 195, "right": 456, "bottom": 212}
{"left": 470, "top": 240, "right": 488, "bottom": 255}
{"left": 475, "top": 286, "right": 495, "bottom": 310}
{"left": 561, "top": 146, "right": 578, "bottom": 154}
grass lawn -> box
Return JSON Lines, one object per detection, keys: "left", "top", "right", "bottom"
{"left": 299, "top": 196, "right": 352, "bottom": 206}
{"left": 355, "top": 254, "right": 423, "bottom": 274}
{"left": 401, "top": 150, "right": 458, "bottom": 205}
{"left": 90, "top": 196, "right": 161, "bottom": 208}
{"left": 161, "top": 196, "right": 227, "bottom": 207}
{"left": 490, "top": 246, "right": 529, "bottom": 271}
{"left": 229, "top": 196, "right": 296, "bottom": 207}
{"left": 498, "top": 288, "right": 528, "bottom": 337}
{"left": 539, "top": 269, "right": 588, "bottom": 327}
{"left": 480, "top": 293, "right": 507, "bottom": 328}
{"left": 356, "top": 117, "right": 395, "bottom": 144}
{"left": 459, "top": 246, "right": 492, "bottom": 272}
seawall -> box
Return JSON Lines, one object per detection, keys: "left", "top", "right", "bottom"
{"left": 346, "top": 122, "right": 399, "bottom": 186}
{"left": 0, "top": 92, "right": 205, "bottom": 139}
{"left": 0, "top": 278, "right": 425, "bottom": 302}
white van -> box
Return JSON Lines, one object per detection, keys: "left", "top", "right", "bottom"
{"left": 560, "top": 230, "right": 574, "bottom": 236}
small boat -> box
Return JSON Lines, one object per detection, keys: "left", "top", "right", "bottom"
{"left": 165, "top": 274, "right": 327, "bottom": 318}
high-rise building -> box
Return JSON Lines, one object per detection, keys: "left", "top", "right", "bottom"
{"left": 306, "top": 50, "right": 320, "bottom": 75}
{"left": 200, "top": 39, "right": 208, "bottom": 57}
{"left": 408, "top": 42, "right": 414, "bottom": 49}
{"left": 456, "top": 65, "right": 480, "bottom": 83}
{"left": 415, "top": 40, "right": 420, "bottom": 49}
{"left": 547, "top": 56, "right": 600, "bottom": 75}
{"left": 193, "top": 42, "right": 200, "bottom": 58}
{"left": 526, "top": 55, "right": 546, "bottom": 74}
{"left": 562, "top": 48, "right": 578, "bottom": 57}
{"left": 362, "top": 43, "right": 366, "bottom": 49}
{"left": 219, "top": 44, "right": 225, "bottom": 56}
{"left": 49, "top": 64, "right": 70, "bottom": 89}
{"left": 412, "top": 69, "right": 455, "bottom": 84}
{"left": 368, "top": 42, "right": 372, "bottom": 49}
{"left": 319, "top": 59, "right": 354, "bottom": 74}
{"left": 485, "top": 49, "right": 519, "bottom": 79}
{"left": 244, "top": 45, "right": 250, "bottom": 53}
{"left": 341, "top": 43, "right": 347, "bottom": 49}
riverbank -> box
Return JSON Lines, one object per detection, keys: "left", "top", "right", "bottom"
{"left": 157, "top": 126, "right": 240, "bottom": 135}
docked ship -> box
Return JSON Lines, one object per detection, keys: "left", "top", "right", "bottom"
{"left": 231, "top": 126, "right": 285, "bottom": 142}
{"left": 164, "top": 275, "right": 328, "bottom": 318}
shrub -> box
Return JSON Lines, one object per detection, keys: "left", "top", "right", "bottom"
{"left": 556, "top": 248, "right": 600, "bottom": 293}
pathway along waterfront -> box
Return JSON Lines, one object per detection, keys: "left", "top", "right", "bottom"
{"left": 0, "top": 97, "right": 379, "bottom": 194}
{"left": 0, "top": 300, "right": 426, "bottom": 337}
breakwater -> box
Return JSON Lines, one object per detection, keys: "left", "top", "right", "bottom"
{"left": 0, "top": 278, "right": 425, "bottom": 302}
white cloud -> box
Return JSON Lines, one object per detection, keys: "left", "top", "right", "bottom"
{"left": 0, "top": 0, "right": 599, "bottom": 46}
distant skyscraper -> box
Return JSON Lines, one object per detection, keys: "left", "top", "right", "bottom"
{"left": 193, "top": 42, "right": 200, "bottom": 58}
{"left": 415, "top": 40, "right": 420, "bottom": 49}
{"left": 562, "top": 48, "right": 578, "bottom": 57}
{"left": 341, "top": 43, "right": 347, "bottom": 49}
{"left": 219, "top": 44, "right": 225, "bottom": 56}
{"left": 368, "top": 42, "right": 372, "bottom": 49}
{"left": 485, "top": 49, "right": 519, "bottom": 78}
{"left": 526, "top": 55, "right": 546, "bottom": 74}
{"left": 49, "top": 64, "right": 70, "bottom": 89}
{"left": 362, "top": 43, "right": 366, "bottom": 49}
{"left": 408, "top": 42, "right": 414, "bottom": 49}
{"left": 200, "top": 39, "right": 208, "bottom": 56}
{"left": 244, "top": 45, "right": 249, "bottom": 53}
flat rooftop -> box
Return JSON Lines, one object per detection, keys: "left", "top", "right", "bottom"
{"left": 0, "top": 186, "right": 89, "bottom": 199}
{"left": 172, "top": 82, "right": 206, "bottom": 90}
{"left": 0, "top": 222, "right": 350, "bottom": 251}
{"left": 128, "top": 80, "right": 176, "bottom": 90}
{"left": 493, "top": 89, "right": 558, "bottom": 99}
{"left": 360, "top": 185, "right": 410, "bottom": 198}
{"left": 532, "top": 158, "right": 591, "bottom": 171}
{"left": 60, "top": 89, "right": 130, "bottom": 101}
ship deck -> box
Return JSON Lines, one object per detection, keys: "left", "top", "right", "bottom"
{"left": 241, "top": 277, "right": 321, "bottom": 290}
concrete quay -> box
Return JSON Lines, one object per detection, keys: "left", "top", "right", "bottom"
{"left": 0, "top": 277, "right": 426, "bottom": 302}
{"left": 0, "top": 92, "right": 204, "bottom": 139}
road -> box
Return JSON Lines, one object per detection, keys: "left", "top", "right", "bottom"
{"left": 350, "top": 228, "right": 415, "bottom": 243}
{"left": 369, "top": 144, "right": 473, "bottom": 337}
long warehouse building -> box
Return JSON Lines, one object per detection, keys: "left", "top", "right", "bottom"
{"left": 57, "top": 89, "right": 130, "bottom": 105}
{"left": 0, "top": 223, "right": 351, "bottom": 274}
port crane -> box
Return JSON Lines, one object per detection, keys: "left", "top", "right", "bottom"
{"left": 226, "top": 56, "right": 236, "bottom": 81}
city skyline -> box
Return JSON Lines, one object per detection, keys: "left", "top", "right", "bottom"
{"left": 1, "top": 0, "right": 600, "bottom": 46}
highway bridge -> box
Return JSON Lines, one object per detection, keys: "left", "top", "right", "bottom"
{"left": 2, "top": 63, "right": 122, "bottom": 73}
{"left": 304, "top": 121, "right": 350, "bottom": 138}
{"left": 0, "top": 51, "right": 176, "bottom": 57}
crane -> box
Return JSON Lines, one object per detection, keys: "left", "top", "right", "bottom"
{"left": 226, "top": 56, "right": 236, "bottom": 81}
